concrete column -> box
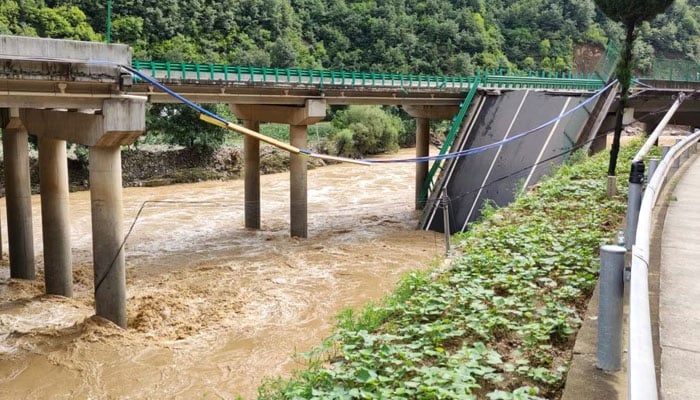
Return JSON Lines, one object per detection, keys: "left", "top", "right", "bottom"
{"left": 415, "top": 117, "right": 430, "bottom": 209}
{"left": 290, "top": 125, "right": 308, "bottom": 238}
{"left": 3, "top": 121, "right": 35, "bottom": 279}
{"left": 243, "top": 120, "right": 261, "bottom": 230}
{"left": 89, "top": 146, "right": 126, "bottom": 328}
{"left": 39, "top": 137, "right": 73, "bottom": 296}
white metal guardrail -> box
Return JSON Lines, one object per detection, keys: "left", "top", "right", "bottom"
{"left": 627, "top": 129, "right": 700, "bottom": 400}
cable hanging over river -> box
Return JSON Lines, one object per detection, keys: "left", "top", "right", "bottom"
{"left": 120, "top": 63, "right": 616, "bottom": 166}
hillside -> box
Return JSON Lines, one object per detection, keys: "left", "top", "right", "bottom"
{"left": 2, "top": 0, "right": 699, "bottom": 75}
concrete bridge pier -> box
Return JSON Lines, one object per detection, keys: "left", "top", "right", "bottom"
{"left": 38, "top": 137, "right": 73, "bottom": 296}
{"left": 242, "top": 119, "right": 261, "bottom": 230}
{"left": 415, "top": 117, "right": 430, "bottom": 209}
{"left": 403, "top": 105, "right": 459, "bottom": 209}
{"left": 89, "top": 145, "right": 126, "bottom": 327}
{"left": 21, "top": 99, "right": 145, "bottom": 327}
{"left": 290, "top": 125, "right": 308, "bottom": 238}
{"left": 230, "top": 100, "right": 326, "bottom": 238}
{"left": 1, "top": 108, "right": 35, "bottom": 279}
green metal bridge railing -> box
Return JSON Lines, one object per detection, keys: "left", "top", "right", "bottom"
{"left": 418, "top": 75, "right": 482, "bottom": 206}
{"left": 638, "top": 57, "right": 700, "bottom": 82}
{"left": 131, "top": 60, "right": 605, "bottom": 91}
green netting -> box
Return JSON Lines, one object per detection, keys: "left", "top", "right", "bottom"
{"left": 641, "top": 58, "right": 700, "bottom": 82}
{"left": 594, "top": 40, "right": 621, "bottom": 81}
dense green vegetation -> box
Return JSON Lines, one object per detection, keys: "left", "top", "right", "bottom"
{"left": 1, "top": 0, "right": 692, "bottom": 154}
{"left": 256, "top": 141, "right": 648, "bottom": 399}
{"left": 3, "top": 0, "right": 698, "bottom": 74}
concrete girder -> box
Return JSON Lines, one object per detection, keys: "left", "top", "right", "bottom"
{"left": 0, "top": 35, "right": 129, "bottom": 87}
{"left": 0, "top": 94, "right": 141, "bottom": 110}
{"left": 19, "top": 98, "right": 146, "bottom": 146}
{"left": 140, "top": 91, "right": 464, "bottom": 106}
{"left": 0, "top": 35, "right": 130, "bottom": 64}
{"left": 230, "top": 99, "right": 327, "bottom": 125}
{"left": 402, "top": 105, "right": 460, "bottom": 120}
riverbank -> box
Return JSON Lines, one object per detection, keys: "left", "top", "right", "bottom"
{"left": 0, "top": 144, "right": 328, "bottom": 195}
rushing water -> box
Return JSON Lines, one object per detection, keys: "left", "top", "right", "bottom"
{"left": 0, "top": 148, "right": 443, "bottom": 399}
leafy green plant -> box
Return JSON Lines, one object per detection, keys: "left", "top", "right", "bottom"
{"left": 258, "top": 141, "right": 644, "bottom": 399}
{"left": 331, "top": 106, "right": 401, "bottom": 157}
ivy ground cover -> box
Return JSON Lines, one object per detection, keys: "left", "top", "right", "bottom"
{"left": 258, "top": 143, "right": 643, "bottom": 399}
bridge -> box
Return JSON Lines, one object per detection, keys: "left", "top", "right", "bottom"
{"left": 2, "top": 36, "right": 700, "bottom": 395}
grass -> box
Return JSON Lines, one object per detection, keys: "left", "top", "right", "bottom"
{"left": 257, "top": 141, "right": 647, "bottom": 400}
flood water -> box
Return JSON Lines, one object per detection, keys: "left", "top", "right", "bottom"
{"left": 0, "top": 148, "right": 443, "bottom": 399}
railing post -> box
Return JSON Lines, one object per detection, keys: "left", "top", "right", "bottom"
{"left": 597, "top": 244, "right": 626, "bottom": 371}
{"left": 648, "top": 158, "right": 660, "bottom": 182}
{"left": 442, "top": 189, "right": 451, "bottom": 256}
{"left": 626, "top": 161, "right": 645, "bottom": 250}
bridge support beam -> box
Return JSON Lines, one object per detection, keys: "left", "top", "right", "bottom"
{"left": 230, "top": 100, "right": 326, "bottom": 237}
{"left": 290, "top": 125, "right": 308, "bottom": 238}
{"left": 243, "top": 120, "right": 261, "bottom": 230}
{"left": 20, "top": 99, "right": 145, "bottom": 327}
{"left": 403, "top": 105, "right": 459, "bottom": 210}
{"left": 39, "top": 137, "right": 73, "bottom": 296}
{"left": 89, "top": 145, "right": 126, "bottom": 327}
{"left": 415, "top": 118, "right": 430, "bottom": 209}
{"left": 2, "top": 109, "right": 35, "bottom": 279}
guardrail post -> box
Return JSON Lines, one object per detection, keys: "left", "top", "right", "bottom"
{"left": 442, "top": 189, "right": 451, "bottom": 255}
{"left": 597, "top": 244, "right": 626, "bottom": 371}
{"left": 648, "top": 158, "right": 659, "bottom": 182}
{"left": 626, "top": 161, "right": 645, "bottom": 250}
{"left": 674, "top": 139, "right": 682, "bottom": 167}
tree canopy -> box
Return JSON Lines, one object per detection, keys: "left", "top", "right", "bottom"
{"left": 595, "top": 0, "right": 675, "bottom": 26}
{"left": 3, "top": 0, "right": 690, "bottom": 75}
{"left": 593, "top": 0, "right": 675, "bottom": 177}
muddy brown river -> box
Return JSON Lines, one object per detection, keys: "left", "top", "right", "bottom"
{"left": 0, "top": 148, "right": 443, "bottom": 399}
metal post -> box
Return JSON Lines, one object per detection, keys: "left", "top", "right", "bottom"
{"left": 626, "top": 161, "right": 644, "bottom": 251}
{"left": 597, "top": 244, "right": 626, "bottom": 371}
{"left": 442, "top": 190, "right": 451, "bottom": 255}
{"left": 648, "top": 158, "right": 659, "bottom": 183}
{"left": 673, "top": 139, "right": 681, "bottom": 168}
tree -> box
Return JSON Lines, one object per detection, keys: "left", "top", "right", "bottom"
{"left": 331, "top": 106, "right": 401, "bottom": 157}
{"left": 593, "top": 0, "right": 675, "bottom": 177}
{"left": 146, "top": 104, "right": 232, "bottom": 152}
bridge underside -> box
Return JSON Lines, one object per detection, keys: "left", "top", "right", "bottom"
{"left": 422, "top": 90, "right": 592, "bottom": 234}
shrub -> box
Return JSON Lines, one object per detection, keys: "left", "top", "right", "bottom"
{"left": 331, "top": 106, "right": 401, "bottom": 156}
{"left": 146, "top": 103, "right": 233, "bottom": 153}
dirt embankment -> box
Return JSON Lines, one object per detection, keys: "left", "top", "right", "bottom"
{"left": 0, "top": 144, "right": 326, "bottom": 194}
